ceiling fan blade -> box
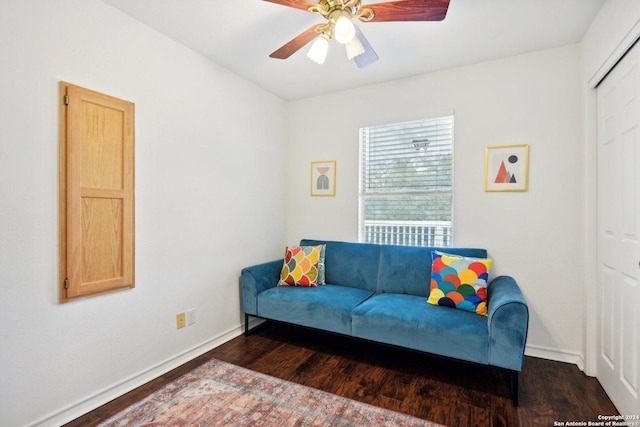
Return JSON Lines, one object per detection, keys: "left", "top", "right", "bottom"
{"left": 367, "top": 0, "right": 450, "bottom": 22}
{"left": 353, "top": 25, "right": 378, "bottom": 68}
{"left": 269, "top": 25, "right": 322, "bottom": 59}
{"left": 262, "top": 0, "right": 317, "bottom": 12}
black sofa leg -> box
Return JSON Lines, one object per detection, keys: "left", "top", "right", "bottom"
{"left": 244, "top": 313, "right": 250, "bottom": 336}
{"left": 510, "top": 370, "right": 519, "bottom": 406}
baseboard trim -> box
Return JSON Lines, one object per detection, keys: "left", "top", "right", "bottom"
{"left": 29, "top": 325, "right": 244, "bottom": 427}
{"left": 525, "top": 344, "right": 586, "bottom": 372}
{"left": 30, "top": 324, "right": 588, "bottom": 425}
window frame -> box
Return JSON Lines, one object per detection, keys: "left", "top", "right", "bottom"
{"left": 358, "top": 115, "right": 454, "bottom": 247}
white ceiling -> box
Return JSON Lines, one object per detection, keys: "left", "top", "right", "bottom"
{"left": 100, "top": 0, "right": 604, "bottom": 100}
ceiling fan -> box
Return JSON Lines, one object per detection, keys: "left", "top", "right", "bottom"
{"left": 264, "top": 0, "right": 451, "bottom": 67}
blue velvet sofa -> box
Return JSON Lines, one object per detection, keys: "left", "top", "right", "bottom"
{"left": 241, "top": 239, "right": 529, "bottom": 405}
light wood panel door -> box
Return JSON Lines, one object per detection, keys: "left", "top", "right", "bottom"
{"left": 59, "top": 82, "right": 135, "bottom": 301}
{"left": 597, "top": 42, "right": 640, "bottom": 415}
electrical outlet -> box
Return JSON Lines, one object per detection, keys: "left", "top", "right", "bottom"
{"left": 176, "top": 312, "right": 186, "bottom": 329}
{"left": 187, "top": 308, "right": 196, "bottom": 326}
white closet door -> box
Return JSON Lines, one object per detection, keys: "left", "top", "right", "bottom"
{"left": 597, "top": 41, "right": 640, "bottom": 416}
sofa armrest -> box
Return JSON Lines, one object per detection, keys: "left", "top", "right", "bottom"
{"left": 241, "top": 259, "right": 282, "bottom": 315}
{"left": 487, "top": 275, "right": 529, "bottom": 371}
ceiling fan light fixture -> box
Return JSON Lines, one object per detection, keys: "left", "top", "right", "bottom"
{"left": 334, "top": 14, "right": 356, "bottom": 44}
{"left": 307, "top": 34, "right": 329, "bottom": 64}
{"left": 345, "top": 36, "right": 364, "bottom": 60}
{"left": 266, "top": 0, "right": 451, "bottom": 67}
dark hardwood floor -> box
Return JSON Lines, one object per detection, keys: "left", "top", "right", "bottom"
{"left": 66, "top": 321, "right": 618, "bottom": 426}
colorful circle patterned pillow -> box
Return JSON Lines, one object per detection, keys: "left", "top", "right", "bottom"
{"left": 279, "top": 245, "right": 324, "bottom": 287}
{"left": 427, "top": 250, "right": 493, "bottom": 316}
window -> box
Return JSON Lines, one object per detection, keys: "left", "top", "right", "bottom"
{"left": 359, "top": 115, "right": 454, "bottom": 247}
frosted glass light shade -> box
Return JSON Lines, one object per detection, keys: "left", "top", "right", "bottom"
{"left": 334, "top": 16, "right": 355, "bottom": 44}
{"left": 307, "top": 35, "right": 329, "bottom": 64}
{"left": 345, "top": 36, "right": 364, "bottom": 60}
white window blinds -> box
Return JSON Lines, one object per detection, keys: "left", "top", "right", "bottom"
{"left": 359, "top": 115, "right": 454, "bottom": 247}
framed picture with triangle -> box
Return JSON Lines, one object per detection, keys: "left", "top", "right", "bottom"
{"left": 484, "top": 144, "right": 529, "bottom": 192}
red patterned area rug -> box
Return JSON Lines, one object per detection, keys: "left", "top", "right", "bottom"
{"left": 99, "top": 358, "right": 444, "bottom": 426}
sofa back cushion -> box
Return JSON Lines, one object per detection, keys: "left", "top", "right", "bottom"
{"left": 377, "top": 245, "right": 487, "bottom": 297}
{"left": 300, "top": 239, "right": 380, "bottom": 292}
{"left": 300, "top": 239, "right": 487, "bottom": 297}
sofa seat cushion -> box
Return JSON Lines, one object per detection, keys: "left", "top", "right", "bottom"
{"left": 257, "top": 284, "right": 374, "bottom": 335}
{"left": 351, "top": 293, "right": 489, "bottom": 364}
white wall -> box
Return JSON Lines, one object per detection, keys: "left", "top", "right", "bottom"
{"left": 287, "top": 45, "right": 585, "bottom": 366}
{"left": 0, "top": 1, "right": 286, "bottom": 425}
